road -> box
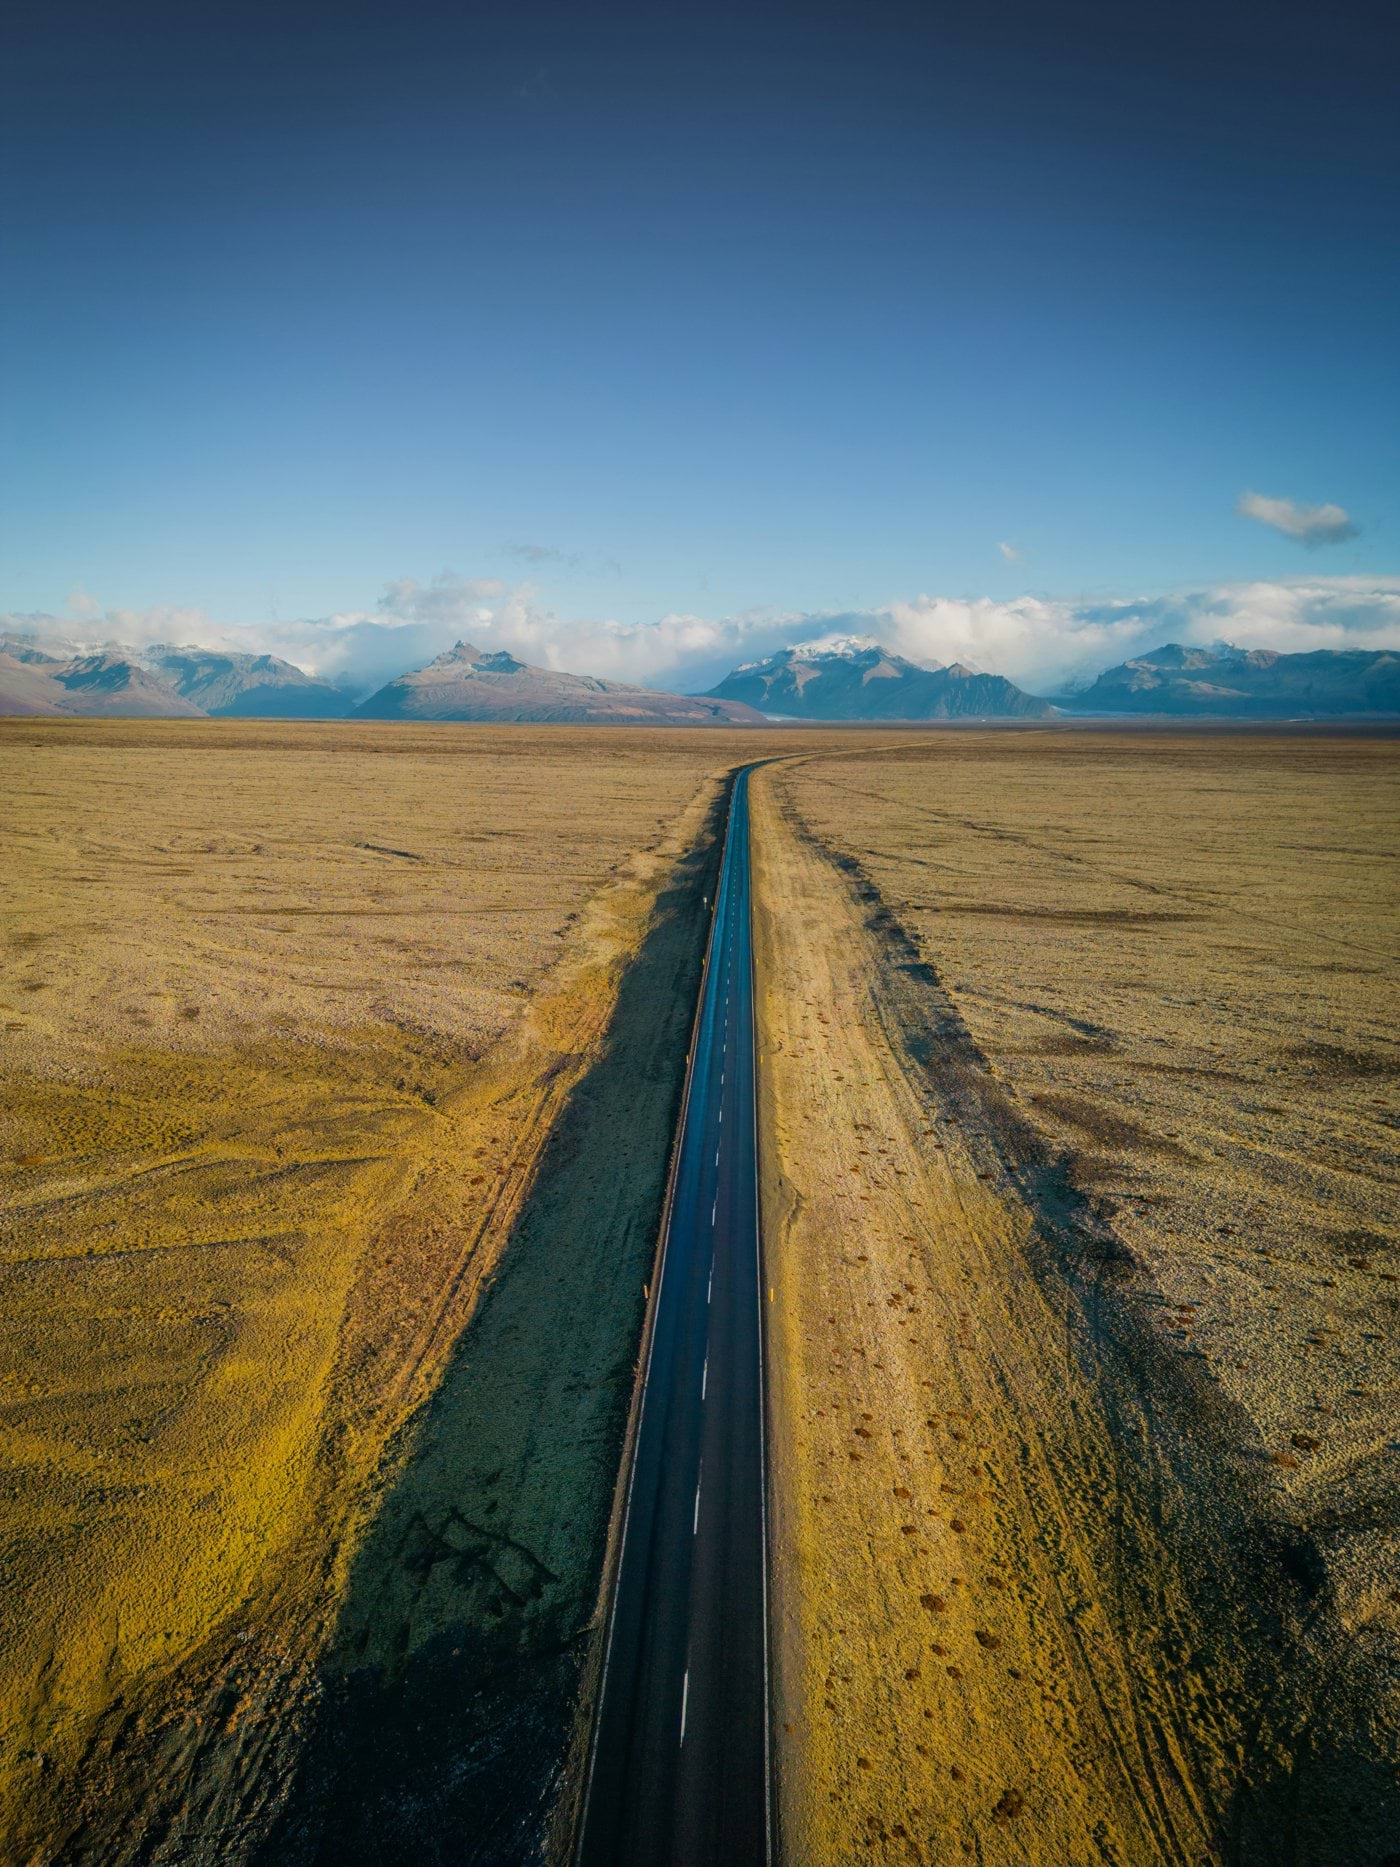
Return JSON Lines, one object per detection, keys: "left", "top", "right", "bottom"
{"left": 577, "top": 766, "right": 771, "bottom": 1866}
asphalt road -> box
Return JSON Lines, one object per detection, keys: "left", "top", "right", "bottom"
{"left": 577, "top": 767, "right": 771, "bottom": 1867}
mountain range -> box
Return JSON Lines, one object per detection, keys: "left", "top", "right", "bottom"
{"left": 0, "top": 641, "right": 207, "bottom": 718}
{"left": 0, "top": 633, "right": 761, "bottom": 725}
{"left": 3, "top": 627, "right": 1397, "bottom": 724}
{"left": 356, "top": 640, "right": 763, "bottom": 724}
{"left": 0, "top": 636, "right": 350, "bottom": 719}
{"left": 704, "top": 638, "right": 1052, "bottom": 720}
{"left": 1060, "top": 642, "right": 1400, "bottom": 718}
{"left": 142, "top": 645, "right": 353, "bottom": 717}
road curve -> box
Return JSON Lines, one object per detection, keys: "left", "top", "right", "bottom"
{"left": 577, "top": 767, "right": 771, "bottom": 1866}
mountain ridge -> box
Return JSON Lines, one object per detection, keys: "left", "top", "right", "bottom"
{"left": 3, "top": 627, "right": 1397, "bottom": 724}
{"left": 0, "top": 633, "right": 353, "bottom": 719}
{"left": 143, "top": 645, "right": 353, "bottom": 717}
{"left": 0, "top": 644, "right": 204, "bottom": 718}
{"left": 1063, "top": 641, "right": 1400, "bottom": 717}
{"left": 355, "top": 640, "right": 766, "bottom": 725}
{"left": 705, "top": 641, "right": 1052, "bottom": 720}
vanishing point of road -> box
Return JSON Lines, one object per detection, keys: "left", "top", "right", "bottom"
{"left": 577, "top": 766, "right": 772, "bottom": 1866}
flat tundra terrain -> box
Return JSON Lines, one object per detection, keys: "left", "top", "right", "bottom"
{"left": 0, "top": 719, "right": 784, "bottom": 1861}
{"left": 752, "top": 731, "right": 1398, "bottom": 1865}
{"left": 1, "top": 720, "right": 1396, "bottom": 1864}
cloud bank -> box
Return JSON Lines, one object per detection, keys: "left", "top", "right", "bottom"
{"left": 1237, "top": 491, "right": 1359, "bottom": 546}
{"left": 6, "top": 573, "right": 1398, "bottom": 701}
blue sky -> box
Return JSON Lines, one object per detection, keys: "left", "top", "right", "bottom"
{"left": 2, "top": 0, "right": 1396, "bottom": 683}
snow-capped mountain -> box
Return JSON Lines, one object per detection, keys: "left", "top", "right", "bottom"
{"left": 705, "top": 641, "right": 1051, "bottom": 720}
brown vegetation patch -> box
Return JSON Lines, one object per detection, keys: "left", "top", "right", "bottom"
{"left": 923, "top": 902, "right": 1202, "bottom": 926}
{"left": 1287, "top": 1040, "right": 1398, "bottom": 1080}
{"left": 1027, "top": 1090, "right": 1193, "bottom": 1158}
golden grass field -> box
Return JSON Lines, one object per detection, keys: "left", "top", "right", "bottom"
{"left": 2, "top": 719, "right": 1396, "bottom": 1864}
{"left": 0, "top": 718, "right": 798, "bottom": 1861}
{"left": 750, "top": 732, "right": 1399, "bottom": 1865}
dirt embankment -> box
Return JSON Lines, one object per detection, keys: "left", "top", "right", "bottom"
{"left": 0, "top": 721, "right": 759, "bottom": 1862}
{"left": 750, "top": 735, "right": 1399, "bottom": 1866}
{"left": 256, "top": 773, "right": 739, "bottom": 1865}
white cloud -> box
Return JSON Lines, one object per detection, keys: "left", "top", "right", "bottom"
{"left": 874, "top": 579, "right": 1400, "bottom": 691}
{"left": 6, "top": 574, "right": 1398, "bottom": 700}
{"left": 66, "top": 585, "right": 103, "bottom": 622}
{"left": 376, "top": 573, "right": 505, "bottom": 619}
{"left": 997, "top": 541, "right": 1020, "bottom": 561}
{"left": 1237, "top": 490, "right": 1359, "bottom": 546}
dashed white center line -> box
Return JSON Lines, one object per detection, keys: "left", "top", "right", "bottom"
{"left": 680, "top": 1668, "right": 690, "bottom": 1745}
{"left": 711, "top": 1196, "right": 717, "bottom": 1225}
{"left": 693, "top": 1469, "right": 702, "bottom": 1533}
{"left": 707, "top": 1266, "right": 713, "bottom": 1303}
{"left": 701, "top": 1355, "right": 708, "bottom": 1400}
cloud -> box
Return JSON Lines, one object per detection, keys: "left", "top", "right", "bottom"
{"left": 7, "top": 575, "right": 1398, "bottom": 702}
{"left": 872, "top": 578, "right": 1400, "bottom": 692}
{"left": 66, "top": 585, "right": 103, "bottom": 622}
{"left": 1237, "top": 490, "right": 1359, "bottom": 546}
{"left": 377, "top": 573, "right": 505, "bottom": 619}
{"left": 997, "top": 541, "right": 1020, "bottom": 561}
{"left": 503, "top": 543, "right": 581, "bottom": 568}
{"left": 502, "top": 543, "right": 625, "bottom": 577}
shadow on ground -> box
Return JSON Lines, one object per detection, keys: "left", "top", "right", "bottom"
{"left": 258, "top": 799, "right": 727, "bottom": 1867}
